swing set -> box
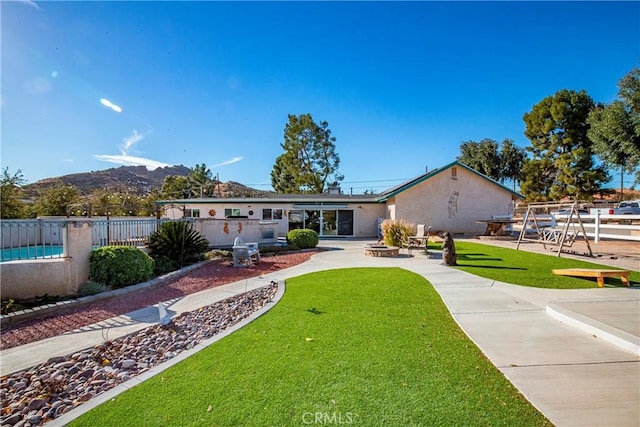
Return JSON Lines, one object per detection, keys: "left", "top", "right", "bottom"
{"left": 516, "top": 201, "right": 594, "bottom": 257}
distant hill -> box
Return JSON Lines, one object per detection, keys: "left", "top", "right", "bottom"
{"left": 21, "top": 165, "right": 273, "bottom": 199}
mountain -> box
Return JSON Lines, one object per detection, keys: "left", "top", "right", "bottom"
{"left": 21, "top": 165, "right": 272, "bottom": 199}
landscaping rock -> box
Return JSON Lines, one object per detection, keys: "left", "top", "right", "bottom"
{"left": 27, "top": 398, "right": 46, "bottom": 410}
{"left": 0, "top": 282, "right": 278, "bottom": 425}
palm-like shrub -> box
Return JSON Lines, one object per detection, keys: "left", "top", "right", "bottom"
{"left": 380, "top": 218, "right": 415, "bottom": 247}
{"left": 147, "top": 221, "right": 209, "bottom": 272}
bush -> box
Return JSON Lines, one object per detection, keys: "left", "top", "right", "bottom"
{"left": 380, "top": 218, "right": 415, "bottom": 247}
{"left": 153, "top": 255, "right": 179, "bottom": 276}
{"left": 258, "top": 244, "right": 299, "bottom": 254}
{"left": 287, "top": 229, "right": 319, "bottom": 249}
{"left": 89, "top": 246, "right": 155, "bottom": 289}
{"left": 78, "top": 281, "right": 111, "bottom": 297}
{"left": 147, "top": 221, "right": 209, "bottom": 269}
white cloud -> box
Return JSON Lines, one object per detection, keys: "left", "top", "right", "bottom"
{"left": 21, "top": 0, "right": 41, "bottom": 10}
{"left": 120, "top": 130, "right": 145, "bottom": 154}
{"left": 94, "top": 130, "right": 170, "bottom": 170}
{"left": 212, "top": 156, "right": 243, "bottom": 167}
{"left": 100, "top": 98, "right": 122, "bottom": 113}
{"left": 93, "top": 154, "right": 170, "bottom": 169}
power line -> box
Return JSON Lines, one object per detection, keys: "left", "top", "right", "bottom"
{"left": 246, "top": 177, "right": 411, "bottom": 188}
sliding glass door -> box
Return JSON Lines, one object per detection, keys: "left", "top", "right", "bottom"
{"left": 288, "top": 209, "right": 353, "bottom": 236}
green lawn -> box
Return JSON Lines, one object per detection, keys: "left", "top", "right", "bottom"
{"left": 452, "top": 241, "right": 640, "bottom": 289}
{"left": 71, "top": 268, "right": 550, "bottom": 426}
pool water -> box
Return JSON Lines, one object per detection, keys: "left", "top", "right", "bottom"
{"left": 1, "top": 245, "right": 65, "bottom": 262}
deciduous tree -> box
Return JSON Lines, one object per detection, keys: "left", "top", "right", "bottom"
{"left": 161, "top": 175, "right": 191, "bottom": 199}
{"left": 32, "top": 180, "right": 80, "bottom": 216}
{"left": 188, "top": 163, "right": 218, "bottom": 197}
{"left": 521, "top": 89, "right": 609, "bottom": 201}
{"left": 587, "top": 68, "right": 640, "bottom": 195}
{"left": 499, "top": 139, "right": 527, "bottom": 191}
{"left": 457, "top": 138, "right": 527, "bottom": 190}
{"left": 458, "top": 139, "right": 501, "bottom": 180}
{"left": 1, "top": 168, "right": 28, "bottom": 219}
{"left": 161, "top": 164, "right": 218, "bottom": 199}
{"left": 271, "top": 114, "right": 343, "bottom": 193}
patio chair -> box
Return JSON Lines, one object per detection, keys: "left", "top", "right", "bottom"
{"left": 406, "top": 224, "right": 430, "bottom": 254}
{"left": 232, "top": 237, "right": 260, "bottom": 267}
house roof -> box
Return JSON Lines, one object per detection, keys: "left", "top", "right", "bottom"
{"left": 376, "top": 160, "right": 524, "bottom": 202}
{"left": 156, "top": 193, "right": 380, "bottom": 205}
{"left": 157, "top": 161, "right": 524, "bottom": 206}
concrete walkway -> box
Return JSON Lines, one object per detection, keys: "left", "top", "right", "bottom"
{"left": 2, "top": 240, "right": 639, "bottom": 426}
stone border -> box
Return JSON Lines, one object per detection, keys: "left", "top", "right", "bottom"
{"left": 47, "top": 280, "right": 286, "bottom": 427}
{"left": 0, "top": 261, "right": 211, "bottom": 328}
{"left": 364, "top": 246, "right": 400, "bottom": 257}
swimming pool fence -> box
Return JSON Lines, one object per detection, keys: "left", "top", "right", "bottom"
{"left": 0, "top": 218, "right": 173, "bottom": 262}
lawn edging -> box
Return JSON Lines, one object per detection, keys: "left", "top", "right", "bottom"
{"left": 49, "top": 280, "right": 286, "bottom": 427}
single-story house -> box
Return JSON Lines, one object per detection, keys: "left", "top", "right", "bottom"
{"left": 156, "top": 161, "right": 523, "bottom": 239}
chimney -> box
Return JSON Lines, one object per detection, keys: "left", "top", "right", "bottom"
{"left": 327, "top": 184, "right": 342, "bottom": 195}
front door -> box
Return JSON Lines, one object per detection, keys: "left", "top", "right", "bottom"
{"left": 337, "top": 210, "right": 353, "bottom": 236}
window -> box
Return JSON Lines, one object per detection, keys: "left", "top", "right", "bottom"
{"left": 184, "top": 208, "right": 200, "bottom": 218}
{"left": 451, "top": 166, "right": 457, "bottom": 179}
{"left": 262, "top": 208, "right": 283, "bottom": 220}
{"left": 224, "top": 208, "right": 241, "bottom": 217}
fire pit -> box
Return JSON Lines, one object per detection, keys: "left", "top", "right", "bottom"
{"left": 364, "top": 244, "right": 400, "bottom": 257}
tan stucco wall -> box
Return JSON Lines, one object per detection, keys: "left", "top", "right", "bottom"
{"left": 391, "top": 166, "right": 516, "bottom": 234}
{"left": 1, "top": 222, "right": 93, "bottom": 300}
{"left": 352, "top": 204, "right": 387, "bottom": 237}
{"left": 163, "top": 202, "right": 385, "bottom": 238}
{"left": 1, "top": 259, "right": 75, "bottom": 300}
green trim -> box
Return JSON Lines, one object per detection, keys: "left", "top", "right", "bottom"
{"left": 377, "top": 160, "right": 524, "bottom": 202}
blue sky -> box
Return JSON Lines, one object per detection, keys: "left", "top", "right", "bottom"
{"left": 2, "top": 1, "right": 639, "bottom": 193}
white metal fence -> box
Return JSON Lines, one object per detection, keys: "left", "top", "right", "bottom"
{"left": 0, "top": 218, "right": 173, "bottom": 262}
{"left": 514, "top": 213, "right": 640, "bottom": 243}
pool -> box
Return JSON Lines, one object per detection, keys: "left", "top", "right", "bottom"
{"left": 0, "top": 245, "right": 65, "bottom": 262}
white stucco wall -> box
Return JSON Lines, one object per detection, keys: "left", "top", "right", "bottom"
{"left": 391, "top": 166, "right": 516, "bottom": 234}
{"left": 193, "top": 219, "right": 278, "bottom": 247}
{"left": 162, "top": 202, "right": 385, "bottom": 238}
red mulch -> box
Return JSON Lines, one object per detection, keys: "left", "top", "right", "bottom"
{"left": 0, "top": 251, "right": 318, "bottom": 350}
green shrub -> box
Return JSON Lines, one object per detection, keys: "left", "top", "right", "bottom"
{"left": 78, "top": 281, "right": 111, "bottom": 297}
{"left": 287, "top": 229, "right": 319, "bottom": 249}
{"left": 89, "top": 246, "right": 155, "bottom": 289}
{"left": 380, "top": 218, "right": 415, "bottom": 247}
{"left": 258, "top": 244, "right": 299, "bottom": 254}
{"left": 153, "top": 255, "right": 179, "bottom": 275}
{"left": 147, "top": 221, "right": 209, "bottom": 268}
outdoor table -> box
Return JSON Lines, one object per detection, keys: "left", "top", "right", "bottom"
{"left": 476, "top": 219, "right": 518, "bottom": 236}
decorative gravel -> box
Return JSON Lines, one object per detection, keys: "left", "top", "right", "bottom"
{"left": 1, "top": 251, "right": 317, "bottom": 350}
{"left": 0, "top": 282, "right": 278, "bottom": 426}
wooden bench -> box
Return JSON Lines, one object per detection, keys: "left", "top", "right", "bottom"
{"left": 232, "top": 237, "right": 260, "bottom": 267}
{"left": 552, "top": 268, "right": 631, "bottom": 287}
